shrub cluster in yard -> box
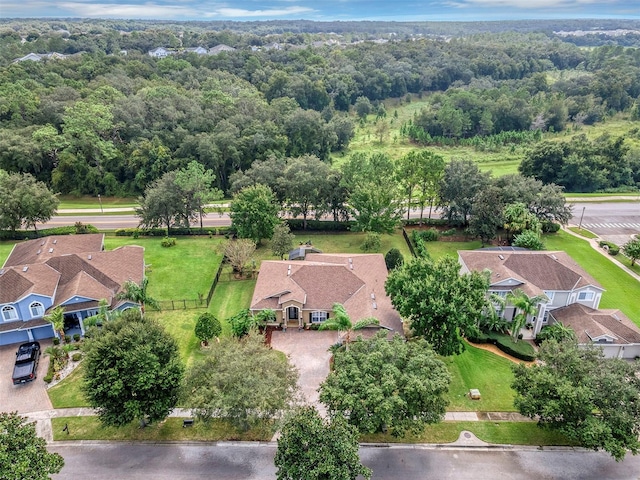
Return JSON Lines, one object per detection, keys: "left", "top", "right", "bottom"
{"left": 598, "top": 240, "right": 620, "bottom": 255}
{"left": 403, "top": 218, "right": 448, "bottom": 227}
{"left": 161, "top": 237, "right": 177, "bottom": 247}
{"left": 467, "top": 332, "right": 535, "bottom": 361}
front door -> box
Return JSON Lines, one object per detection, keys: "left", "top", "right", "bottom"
{"left": 287, "top": 306, "right": 300, "bottom": 327}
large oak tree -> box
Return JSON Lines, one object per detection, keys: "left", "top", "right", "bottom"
{"left": 385, "top": 255, "right": 489, "bottom": 356}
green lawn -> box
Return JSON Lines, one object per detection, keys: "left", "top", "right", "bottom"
{"left": 567, "top": 226, "right": 598, "bottom": 239}
{"left": 48, "top": 365, "right": 87, "bottom": 408}
{"left": 361, "top": 421, "right": 575, "bottom": 446}
{"left": 442, "top": 342, "right": 517, "bottom": 412}
{"left": 421, "top": 240, "right": 483, "bottom": 259}
{"left": 104, "top": 236, "right": 225, "bottom": 301}
{"left": 57, "top": 195, "right": 138, "bottom": 210}
{"left": 0, "top": 240, "right": 16, "bottom": 265}
{"left": 544, "top": 231, "right": 640, "bottom": 326}
{"left": 51, "top": 417, "right": 274, "bottom": 442}
{"left": 209, "top": 280, "right": 256, "bottom": 330}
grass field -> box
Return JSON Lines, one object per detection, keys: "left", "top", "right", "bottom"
{"left": 442, "top": 342, "right": 517, "bottom": 412}
{"left": 51, "top": 417, "right": 274, "bottom": 442}
{"left": 104, "top": 236, "right": 224, "bottom": 301}
{"left": 0, "top": 241, "right": 16, "bottom": 265}
{"left": 57, "top": 195, "right": 138, "bottom": 210}
{"left": 361, "top": 420, "right": 575, "bottom": 446}
{"left": 544, "top": 231, "right": 640, "bottom": 326}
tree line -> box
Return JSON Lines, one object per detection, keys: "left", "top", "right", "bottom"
{"left": 2, "top": 27, "right": 640, "bottom": 197}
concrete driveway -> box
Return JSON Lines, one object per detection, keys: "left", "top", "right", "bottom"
{"left": 270, "top": 330, "right": 336, "bottom": 409}
{"left": 0, "top": 341, "right": 53, "bottom": 414}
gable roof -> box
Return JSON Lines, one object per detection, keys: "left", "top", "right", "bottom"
{"left": 3, "top": 234, "right": 105, "bottom": 267}
{"left": 458, "top": 250, "right": 602, "bottom": 297}
{"left": 551, "top": 303, "right": 640, "bottom": 345}
{"left": 0, "top": 237, "right": 144, "bottom": 312}
{"left": 251, "top": 253, "right": 402, "bottom": 333}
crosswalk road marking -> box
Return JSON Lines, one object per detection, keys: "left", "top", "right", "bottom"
{"left": 583, "top": 223, "right": 640, "bottom": 229}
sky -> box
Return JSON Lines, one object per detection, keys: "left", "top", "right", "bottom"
{"left": 1, "top": 0, "right": 639, "bottom": 22}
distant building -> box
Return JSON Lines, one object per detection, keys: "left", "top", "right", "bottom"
{"left": 148, "top": 47, "right": 171, "bottom": 58}
{"left": 13, "top": 52, "right": 67, "bottom": 63}
{"left": 209, "top": 44, "right": 236, "bottom": 55}
{"left": 184, "top": 46, "right": 208, "bottom": 55}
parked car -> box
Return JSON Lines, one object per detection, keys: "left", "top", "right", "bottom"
{"left": 12, "top": 342, "right": 41, "bottom": 385}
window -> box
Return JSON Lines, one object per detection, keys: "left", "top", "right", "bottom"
{"left": 311, "top": 311, "right": 328, "bottom": 323}
{"left": 29, "top": 302, "right": 44, "bottom": 318}
{"left": 543, "top": 291, "right": 555, "bottom": 303}
{"left": 2, "top": 305, "right": 18, "bottom": 321}
{"left": 578, "top": 291, "right": 594, "bottom": 301}
{"left": 542, "top": 311, "right": 550, "bottom": 324}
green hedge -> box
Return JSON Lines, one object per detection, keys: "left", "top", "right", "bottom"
{"left": 403, "top": 218, "right": 449, "bottom": 227}
{"left": 487, "top": 332, "right": 536, "bottom": 361}
{"left": 0, "top": 225, "right": 99, "bottom": 240}
{"left": 287, "top": 219, "right": 355, "bottom": 231}
{"left": 114, "top": 226, "right": 233, "bottom": 237}
{"left": 467, "top": 331, "right": 535, "bottom": 361}
{"left": 542, "top": 222, "right": 561, "bottom": 233}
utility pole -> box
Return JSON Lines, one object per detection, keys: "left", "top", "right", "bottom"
{"left": 578, "top": 206, "right": 585, "bottom": 230}
{"left": 98, "top": 194, "right": 103, "bottom": 213}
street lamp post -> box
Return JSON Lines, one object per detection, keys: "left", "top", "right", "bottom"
{"left": 98, "top": 194, "right": 103, "bottom": 213}
{"left": 578, "top": 206, "right": 585, "bottom": 230}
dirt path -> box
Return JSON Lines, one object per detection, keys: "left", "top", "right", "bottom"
{"left": 466, "top": 340, "right": 535, "bottom": 365}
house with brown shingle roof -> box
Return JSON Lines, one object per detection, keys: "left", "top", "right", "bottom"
{"left": 250, "top": 253, "right": 403, "bottom": 335}
{"left": 550, "top": 304, "right": 640, "bottom": 359}
{"left": 0, "top": 234, "right": 144, "bottom": 346}
{"left": 458, "top": 249, "right": 640, "bottom": 359}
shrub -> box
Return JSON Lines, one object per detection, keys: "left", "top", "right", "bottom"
{"left": 52, "top": 338, "right": 60, "bottom": 345}
{"left": 541, "top": 221, "right": 561, "bottom": 233}
{"left": 287, "top": 219, "right": 354, "bottom": 231}
{"left": 73, "top": 333, "right": 81, "bottom": 342}
{"left": 440, "top": 228, "right": 459, "bottom": 237}
{"left": 43, "top": 374, "right": 53, "bottom": 384}
{"left": 64, "top": 335, "right": 71, "bottom": 344}
{"left": 598, "top": 240, "right": 619, "bottom": 256}
{"left": 71, "top": 353, "right": 82, "bottom": 362}
{"left": 486, "top": 332, "right": 536, "bottom": 361}
{"left": 161, "top": 236, "right": 177, "bottom": 247}
{"left": 385, "top": 248, "right": 404, "bottom": 271}
{"left": 421, "top": 229, "right": 440, "bottom": 242}
{"left": 513, "top": 230, "right": 545, "bottom": 250}
{"left": 361, "top": 232, "right": 381, "bottom": 252}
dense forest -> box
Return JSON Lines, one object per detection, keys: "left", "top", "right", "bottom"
{"left": 0, "top": 19, "right": 639, "bottom": 196}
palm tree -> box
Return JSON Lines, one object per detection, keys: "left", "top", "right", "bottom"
{"left": 45, "top": 306, "right": 65, "bottom": 343}
{"left": 116, "top": 277, "right": 160, "bottom": 317}
{"left": 480, "top": 294, "right": 509, "bottom": 334}
{"left": 506, "top": 289, "right": 547, "bottom": 343}
{"left": 319, "top": 303, "right": 379, "bottom": 347}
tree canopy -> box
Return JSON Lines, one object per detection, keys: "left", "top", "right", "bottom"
{"left": 0, "top": 170, "right": 59, "bottom": 232}
{"left": 182, "top": 332, "right": 299, "bottom": 430}
{"left": 385, "top": 255, "right": 489, "bottom": 356}
{"left": 275, "top": 406, "right": 371, "bottom": 480}
{"left": 341, "top": 152, "right": 403, "bottom": 234}
{"left": 82, "top": 309, "right": 184, "bottom": 427}
{"left": 512, "top": 339, "right": 640, "bottom": 461}
{"left": 230, "top": 184, "right": 280, "bottom": 244}
{"left": 320, "top": 332, "right": 450, "bottom": 436}
{"left": 0, "top": 412, "right": 64, "bottom": 480}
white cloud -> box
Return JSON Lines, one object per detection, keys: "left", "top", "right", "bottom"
{"left": 445, "top": 0, "right": 617, "bottom": 8}
{"left": 214, "top": 6, "right": 315, "bottom": 17}
{"left": 57, "top": 2, "right": 201, "bottom": 18}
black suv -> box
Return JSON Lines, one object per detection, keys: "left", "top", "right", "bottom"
{"left": 12, "top": 342, "right": 41, "bottom": 385}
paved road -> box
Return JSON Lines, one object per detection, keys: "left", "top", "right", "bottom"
{"left": 570, "top": 202, "right": 640, "bottom": 245}
{"left": 49, "top": 443, "right": 640, "bottom": 480}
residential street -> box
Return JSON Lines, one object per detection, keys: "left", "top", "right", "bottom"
{"left": 49, "top": 442, "right": 640, "bottom": 480}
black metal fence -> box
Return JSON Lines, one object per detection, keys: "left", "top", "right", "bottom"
{"left": 205, "top": 262, "right": 225, "bottom": 306}
{"left": 149, "top": 299, "right": 206, "bottom": 311}
{"left": 402, "top": 227, "right": 417, "bottom": 258}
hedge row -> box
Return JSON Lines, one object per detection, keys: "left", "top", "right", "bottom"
{"left": 403, "top": 218, "right": 449, "bottom": 227}
{"left": 114, "top": 226, "right": 234, "bottom": 237}
{"left": 0, "top": 224, "right": 99, "bottom": 240}
{"left": 467, "top": 331, "right": 536, "bottom": 362}
{"left": 286, "top": 219, "right": 356, "bottom": 231}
